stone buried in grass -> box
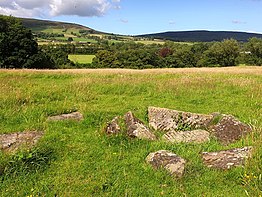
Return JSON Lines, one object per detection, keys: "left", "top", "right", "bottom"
{"left": 146, "top": 150, "right": 186, "bottom": 178}
{"left": 202, "top": 146, "right": 252, "bottom": 170}
{"left": 148, "top": 107, "right": 213, "bottom": 132}
{"left": 163, "top": 129, "right": 210, "bottom": 144}
{"left": 47, "top": 112, "right": 84, "bottom": 121}
{"left": 0, "top": 131, "right": 43, "bottom": 153}
{"left": 105, "top": 116, "right": 121, "bottom": 135}
{"left": 124, "top": 111, "right": 156, "bottom": 140}
{"left": 211, "top": 115, "right": 252, "bottom": 145}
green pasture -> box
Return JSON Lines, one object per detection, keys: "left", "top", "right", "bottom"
{"left": 54, "top": 37, "right": 97, "bottom": 43}
{"left": 68, "top": 55, "right": 95, "bottom": 64}
{"left": 0, "top": 67, "right": 261, "bottom": 196}
{"left": 135, "top": 40, "right": 166, "bottom": 45}
{"left": 134, "top": 40, "right": 193, "bottom": 45}
{"left": 42, "top": 28, "right": 80, "bottom": 35}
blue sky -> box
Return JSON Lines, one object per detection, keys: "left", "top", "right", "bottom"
{"left": 0, "top": 0, "right": 262, "bottom": 35}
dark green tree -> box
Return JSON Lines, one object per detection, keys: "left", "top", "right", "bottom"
{"left": 0, "top": 15, "right": 38, "bottom": 68}
{"left": 244, "top": 37, "right": 262, "bottom": 65}
{"left": 202, "top": 39, "right": 240, "bottom": 66}
{"left": 40, "top": 45, "right": 72, "bottom": 68}
{"left": 24, "top": 51, "right": 57, "bottom": 69}
{"left": 68, "top": 37, "right": 74, "bottom": 42}
{"left": 93, "top": 50, "right": 118, "bottom": 68}
{"left": 171, "top": 47, "right": 196, "bottom": 68}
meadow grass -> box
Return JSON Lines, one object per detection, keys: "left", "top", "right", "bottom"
{"left": 0, "top": 67, "right": 261, "bottom": 196}
{"left": 68, "top": 55, "right": 95, "bottom": 64}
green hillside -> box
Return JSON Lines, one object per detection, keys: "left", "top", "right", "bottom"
{"left": 20, "top": 18, "right": 142, "bottom": 45}
{"left": 21, "top": 18, "right": 95, "bottom": 33}
{"left": 21, "top": 17, "right": 262, "bottom": 43}
{"left": 139, "top": 30, "right": 262, "bottom": 42}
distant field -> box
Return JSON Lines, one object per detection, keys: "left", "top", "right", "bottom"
{"left": 0, "top": 67, "right": 261, "bottom": 196}
{"left": 134, "top": 40, "right": 193, "bottom": 45}
{"left": 135, "top": 40, "right": 165, "bottom": 45}
{"left": 68, "top": 54, "right": 95, "bottom": 63}
{"left": 54, "top": 37, "right": 98, "bottom": 43}
{"left": 42, "top": 28, "right": 80, "bottom": 35}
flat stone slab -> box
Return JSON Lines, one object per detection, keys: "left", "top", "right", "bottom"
{"left": 148, "top": 107, "right": 213, "bottom": 132}
{"left": 202, "top": 146, "right": 252, "bottom": 170}
{"left": 0, "top": 131, "right": 43, "bottom": 153}
{"left": 124, "top": 111, "right": 156, "bottom": 140}
{"left": 163, "top": 129, "right": 210, "bottom": 144}
{"left": 105, "top": 116, "right": 121, "bottom": 135}
{"left": 146, "top": 150, "right": 186, "bottom": 178}
{"left": 211, "top": 115, "right": 252, "bottom": 145}
{"left": 47, "top": 112, "right": 84, "bottom": 121}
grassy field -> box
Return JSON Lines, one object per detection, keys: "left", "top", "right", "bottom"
{"left": 135, "top": 40, "right": 193, "bottom": 45}
{"left": 68, "top": 55, "right": 95, "bottom": 64}
{"left": 54, "top": 37, "right": 98, "bottom": 43}
{"left": 0, "top": 67, "right": 261, "bottom": 196}
{"left": 42, "top": 28, "right": 81, "bottom": 35}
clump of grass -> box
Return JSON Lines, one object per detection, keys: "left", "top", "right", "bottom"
{"left": 1, "top": 147, "right": 54, "bottom": 178}
{"left": 241, "top": 172, "right": 262, "bottom": 196}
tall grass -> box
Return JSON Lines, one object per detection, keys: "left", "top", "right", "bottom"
{"left": 0, "top": 67, "right": 261, "bottom": 196}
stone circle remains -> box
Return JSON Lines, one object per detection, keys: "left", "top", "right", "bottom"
{"left": 0, "top": 108, "right": 253, "bottom": 179}
{"left": 105, "top": 106, "right": 253, "bottom": 178}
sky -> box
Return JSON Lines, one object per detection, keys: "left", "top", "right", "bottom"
{"left": 0, "top": 0, "right": 262, "bottom": 35}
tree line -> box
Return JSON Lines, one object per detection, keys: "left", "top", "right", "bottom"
{"left": 1, "top": 15, "right": 262, "bottom": 69}
{"left": 92, "top": 38, "right": 262, "bottom": 68}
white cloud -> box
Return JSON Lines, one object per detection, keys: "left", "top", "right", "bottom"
{"left": 120, "top": 18, "right": 128, "bottom": 23}
{"left": 0, "top": 0, "right": 121, "bottom": 18}
{"left": 16, "top": 0, "right": 48, "bottom": 9}
{"left": 0, "top": 1, "right": 12, "bottom": 9}
{"left": 232, "top": 20, "right": 247, "bottom": 24}
{"left": 169, "top": 20, "right": 176, "bottom": 25}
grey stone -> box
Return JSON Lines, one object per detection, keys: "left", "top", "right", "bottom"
{"left": 124, "top": 111, "right": 156, "bottom": 140}
{"left": 146, "top": 150, "right": 186, "bottom": 178}
{"left": 202, "top": 146, "right": 252, "bottom": 170}
{"left": 148, "top": 107, "right": 213, "bottom": 132}
{"left": 163, "top": 129, "right": 210, "bottom": 144}
{"left": 47, "top": 112, "right": 84, "bottom": 121}
{"left": 0, "top": 131, "right": 43, "bottom": 153}
{"left": 105, "top": 116, "right": 121, "bottom": 135}
{"left": 211, "top": 115, "right": 252, "bottom": 145}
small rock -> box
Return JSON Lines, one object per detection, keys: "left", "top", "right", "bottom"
{"left": 124, "top": 111, "right": 156, "bottom": 140}
{"left": 211, "top": 115, "right": 252, "bottom": 145}
{"left": 0, "top": 131, "right": 43, "bottom": 153}
{"left": 148, "top": 107, "right": 213, "bottom": 132}
{"left": 202, "top": 146, "right": 252, "bottom": 170}
{"left": 163, "top": 129, "right": 210, "bottom": 144}
{"left": 105, "top": 116, "right": 121, "bottom": 135}
{"left": 47, "top": 112, "right": 84, "bottom": 121}
{"left": 146, "top": 150, "right": 186, "bottom": 178}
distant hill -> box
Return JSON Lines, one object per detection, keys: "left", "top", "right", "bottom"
{"left": 139, "top": 30, "right": 262, "bottom": 42}
{"left": 20, "top": 18, "right": 262, "bottom": 42}
{"left": 21, "top": 18, "right": 100, "bottom": 33}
